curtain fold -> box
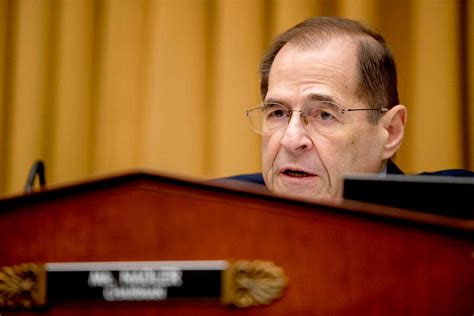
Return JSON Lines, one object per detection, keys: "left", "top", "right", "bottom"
{"left": 0, "top": 0, "right": 472, "bottom": 194}
{"left": 408, "top": 0, "right": 463, "bottom": 171}
{"left": 51, "top": 0, "right": 95, "bottom": 184}
{"left": 467, "top": 0, "right": 474, "bottom": 168}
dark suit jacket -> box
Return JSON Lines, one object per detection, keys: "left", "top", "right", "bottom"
{"left": 224, "top": 159, "right": 474, "bottom": 185}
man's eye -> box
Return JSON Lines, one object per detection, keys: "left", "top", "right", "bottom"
{"left": 308, "top": 109, "right": 336, "bottom": 122}
{"left": 264, "top": 106, "right": 287, "bottom": 120}
{"left": 269, "top": 109, "right": 286, "bottom": 118}
{"left": 319, "top": 111, "right": 335, "bottom": 121}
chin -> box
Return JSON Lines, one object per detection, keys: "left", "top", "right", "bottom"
{"left": 273, "top": 186, "right": 333, "bottom": 201}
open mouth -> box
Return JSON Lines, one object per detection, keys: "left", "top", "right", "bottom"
{"left": 282, "top": 169, "right": 315, "bottom": 178}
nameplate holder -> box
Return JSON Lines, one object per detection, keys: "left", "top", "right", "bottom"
{"left": 0, "top": 260, "right": 288, "bottom": 309}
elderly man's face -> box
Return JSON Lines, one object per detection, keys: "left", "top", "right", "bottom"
{"left": 262, "top": 39, "right": 388, "bottom": 200}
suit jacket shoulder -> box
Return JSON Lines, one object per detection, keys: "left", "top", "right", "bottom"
{"left": 223, "top": 173, "right": 265, "bottom": 185}
{"left": 418, "top": 169, "right": 474, "bottom": 177}
{"left": 387, "top": 160, "right": 474, "bottom": 177}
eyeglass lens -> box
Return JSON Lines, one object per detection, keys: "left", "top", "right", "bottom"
{"left": 249, "top": 101, "right": 343, "bottom": 135}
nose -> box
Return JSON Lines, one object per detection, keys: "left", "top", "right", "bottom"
{"left": 280, "top": 111, "right": 313, "bottom": 152}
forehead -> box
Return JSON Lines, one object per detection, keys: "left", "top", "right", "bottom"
{"left": 267, "top": 38, "right": 360, "bottom": 103}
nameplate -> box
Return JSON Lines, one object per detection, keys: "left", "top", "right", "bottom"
{"left": 0, "top": 260, "right": 288, "bottom": 309}
{"left": 47, "top": 261, "right": 225, "bottom": 303}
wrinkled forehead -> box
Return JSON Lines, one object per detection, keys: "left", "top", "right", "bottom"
{"left": 267, "top": 38, "right": 361, "bottom": 101}
{"left": 276, "top": 37, "right": 358, "bottom": 64}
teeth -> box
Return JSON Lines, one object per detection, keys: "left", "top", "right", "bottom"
{"left": 286, "top": 170, "right": 311, "bottom": 177}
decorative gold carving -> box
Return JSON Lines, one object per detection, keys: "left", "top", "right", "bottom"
{"left": 0, "top": 263, "right": 46, "bottom": 308}
{"left": 222, "top": 260, "right": 288, "bottom": 308}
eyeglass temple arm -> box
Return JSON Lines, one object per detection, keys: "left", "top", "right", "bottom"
{"left": 343, "top": 108, "right": 388, "bottom": 113}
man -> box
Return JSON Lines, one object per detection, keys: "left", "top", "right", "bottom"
{"left": 230, "top": 16, "right": 472, "bottom": 200}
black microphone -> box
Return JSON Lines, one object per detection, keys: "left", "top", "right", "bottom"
{"left": 24, "top": 160, "right": 46, "bottom": 193}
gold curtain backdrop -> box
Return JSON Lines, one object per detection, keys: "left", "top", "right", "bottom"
{"left": 0, "top": 0, "right": 473, "bottom": 195}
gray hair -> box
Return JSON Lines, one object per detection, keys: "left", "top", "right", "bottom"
{"left": 260, "top": 16, "right": 399, "bottom": 123}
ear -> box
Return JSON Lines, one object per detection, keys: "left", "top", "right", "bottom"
{"left": 380, "top": 104, "right": 407, "bottom": 159}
